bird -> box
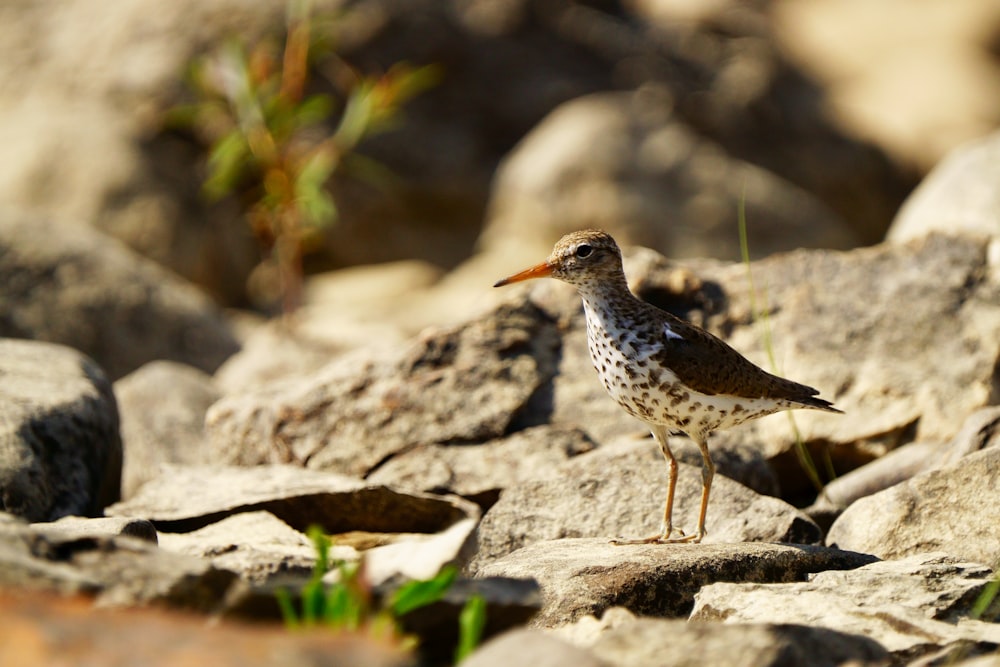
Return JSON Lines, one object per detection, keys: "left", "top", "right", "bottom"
{"left": 493, "top": 229, "right": 841, "bottom": 544}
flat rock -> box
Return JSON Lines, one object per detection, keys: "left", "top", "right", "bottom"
{"left": 0, "top": 339, "right": 121, "bottom": 521}
{"left": 0, "top": 211, "right": 239, "bottom": 379}
{"left": 157, "top": 511, "right": 340, "bottom": 584}
{"left": 114, "top": 361, "right": 221, "bottom": 498}
{"left": 205, "top": 300, "right": 559, "bottom": 477}
{"left": 826, "top": 447, "right": 1000, "bottom": 565}
{"left": 471, "top": 439, "right": 819, "bottom": 571}
{"left": 361, "top": 516, "right": 479, "bottom": 586}
{"left": 366, "top": 425, "right": 597, "bottom": 508}
{"left": 691, "top": 553, "right": 1000, "bottom": 658}
{"left": 37, "top": 516, "right": 158, "bottom": 544}
{"left": 106, "top": 464, "right": 478, "bottom": 535}
{"left": 0, "top": 520, "right": 240, "bottom": 611}
{"left": 476, "top": 538, "right": 877, "bottom": 626}
{"left": 588, "top": 616, "right": 888, "bottom": 667}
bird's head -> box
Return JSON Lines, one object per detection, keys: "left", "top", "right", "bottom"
{"left": 493, "top": 229, "right": 625, "bottom": 289}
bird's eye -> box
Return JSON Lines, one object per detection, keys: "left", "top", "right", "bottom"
{"left": 575, "top": 244, "right": 593, "bottom": 258}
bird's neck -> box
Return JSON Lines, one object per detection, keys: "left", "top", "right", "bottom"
{"left": 576, "top": 273, "right": 638, "bottom": 322}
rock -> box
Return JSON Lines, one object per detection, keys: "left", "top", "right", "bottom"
{"left": 366, "top": 425, "right": 598, "bottom": 508}
{"left": 296, "top": 259, "right": 443, "bottom": 345}
{"left": 0, "top": 211, "right": 239, "bottom": 379}
{"left": 362, "top": 517, "right": 479, "bottom": 586}
{"left": 115, "top": 361, "right": 221, "bottom": 498}
{"left": 475, "top": 538, "right": 877, "bottom": 626}
{"left": 480, "top": 89, "right": 860, "bottom": 266}
{"left": 471, "top": 438, "right": 819, "bottom": 571}
{"left": 826, "top": 447, "right": 1000, "bottom": 565}
{"left": 461, "top": 629, "right": 607, "bottom": 667}
{"left": 0, "top": 520, "right": 241, "bottom": 611}
{"left": 38, "top": 516, "right": 158, "bottom": 544}
{"left": 549, "top": 607, "right": 641, "bottom": 648}
{"left": 211, "top": 319, "right": 367, "bottom": 395}
{"left": 702, "top": 233, "right": 1000, "bottom": 462}
{"left": 588, "top": 616, "right": 888, "bottom": 667}
{"left": 0, "top": 589, "right": 413, "bottom": 667}
{"left": 691, "top": 553, "right": 1000, "bottom": 659}
{"left": 807, "top": 406, "right": 1000, "bottom": 526}
{"left": 157, "top": 511, "right": 342, "bottom": 584}
{"left": 205, "top": 300, "right": 559, "bottom": 477}
{"left": 804, "top": 439, "right": 942, "bottom": 531}
{"left": 888, "top": 130, "right": 1000, "bottom": 242}
{"left": 106, "top": 464, "right": 478, "bottom": 536}
{"left": 0, "top": 339, "right": 122, "bottom": 521}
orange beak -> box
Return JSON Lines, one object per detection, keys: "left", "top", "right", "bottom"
{"left": 493, "top": 261, "right": 554, "bottom": 287}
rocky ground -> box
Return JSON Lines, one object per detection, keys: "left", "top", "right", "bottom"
{"left": 2, "top": 1, "right": 1000, "bottom": 666}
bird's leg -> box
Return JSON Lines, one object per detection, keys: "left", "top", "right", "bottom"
{"left": 689, "top": 434, "right": 715, "bottom": 543}
{"left": 611, "top": 425, "right": 688, "bottom": 545}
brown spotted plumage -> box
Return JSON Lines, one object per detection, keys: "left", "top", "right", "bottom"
{"left": 494, "top": 229, "right": 841, "bottom": 543}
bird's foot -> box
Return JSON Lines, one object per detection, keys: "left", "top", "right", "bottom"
{"left": 610, "top": 527, "right": 702, "bottom": 545}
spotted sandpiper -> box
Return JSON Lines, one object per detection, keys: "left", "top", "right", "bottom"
{"left": 494, "top": 229, "right": 841, "bottom": 544}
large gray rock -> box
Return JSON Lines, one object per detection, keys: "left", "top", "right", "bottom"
{"left": 0, "top": 339, "right": 121, "bottom": 521}
{"left": 691, "top": 553, "right": 1000, "bottom": 659}
{"left": 205, "top": 300, "right": 559, "bottom": 477}
{"left": 826, "top": 447, "right": 1000, "bottom": 565}
{"left": 888, "top": 130, "right": 1000, "bottom": 242}
{"left": 475, "top": 538, "right": 876, "bottom": 626}
{"left": 0, "top": 211, "right": 239, "bottom": 379}
{"left": 471, "top": 438, "right": 819, "bottom": 571}
{"left": 115, "top": 361, "right": 221, "bottom": 498}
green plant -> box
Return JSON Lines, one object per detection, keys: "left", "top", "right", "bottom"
{"left": 736, "top": 194, "right": 830, "bottom": 493}
{"left": 969, "top": 572, "right": 1000, "bottom": 622}
{"left": 172, "top": 0, "right": 437, "bottom": 313}
{"left": 455, "top": 594, "right": 487, "bottom": 663}
{"left": 277, "top": 526, "right": 487, "bottom": 662}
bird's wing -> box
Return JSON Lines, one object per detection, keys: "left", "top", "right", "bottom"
{"left": 650, "top": 312, "right": 822, "bottom": 402}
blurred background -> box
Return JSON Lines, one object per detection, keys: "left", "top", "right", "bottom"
{"left": 1, "top": 0, "right": 997, "bottom": 315}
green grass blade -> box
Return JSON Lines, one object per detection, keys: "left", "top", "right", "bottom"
{"left": 275, "top": 588, "right": 300, "bottom": 630}
{"left": 390, "top": 566, "right": 458, "bottom": 616}
{"left": 737, "top": 189, "right": 825, "bottom": 492}
{"left": 970, "top": 574, "right": 1000, "bottom": 621}
{"left": 455, "top": 595, "right": 487, "bottom": 663}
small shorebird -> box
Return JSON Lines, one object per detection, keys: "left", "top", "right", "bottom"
{"left": 494, "top": 229, "right": 841, "bottom": 544}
